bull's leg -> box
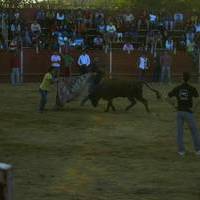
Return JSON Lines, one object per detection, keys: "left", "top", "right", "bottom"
{"left": 125, "top": 97, "right": 137, "bottom": 111}
{"left": 136, "top": 96, "right": 150, "bottom": 113}
{"left": 105, "top": 101, "right": 111, "bottom": 112}
{"left": 110, "top": 100, "right": 116, "bottom": 111}
{"left": 105, "top": 100, "right": 115, "bottom": 112}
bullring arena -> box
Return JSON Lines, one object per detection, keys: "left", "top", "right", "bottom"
{"left": 0, "top": 1, "right": 200, "bottom": 200}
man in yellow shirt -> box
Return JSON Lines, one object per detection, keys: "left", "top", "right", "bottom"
{"left": 39, "top": 67, "right": 56, "bottom": 112}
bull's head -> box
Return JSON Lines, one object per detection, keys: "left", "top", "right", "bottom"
{"left": 89, "top": 94, "right": 100, "bottom": 107}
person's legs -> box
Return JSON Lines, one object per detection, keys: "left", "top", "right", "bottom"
{"left": 10, "top": 68, "right": 15, "bottom": 85}
{"left": 160, "top": 66, "right": 166, "bottom": 82}
{"left": 177, "top": 111, "right": 185, "bottom": 153}
{"left": 16, "top": 68, "right": 20, "bottom": 84}
{"left": 80, "top": 65, "right": 87, "bottom": 74}
{"left": 139, "top": 69, "right": 145, "bottom": 80}
{"left": 166, "top": 66, "right": 171, "bottom": 83}
{"left": 39, "top": 89, "right": 48, "bottom": 112}
{"left": 186, "top": 113, "right": 200, "bottom": 151}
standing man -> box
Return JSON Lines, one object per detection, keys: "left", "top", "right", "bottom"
{"left": 51, "top": 51, "right": 61, "bottom": 76}
{"left": 160, "top": 51, "right": 173, "bottom": 83}
{"left": 10, "top": 50, "right": 21, "bottom": 86}
{"left": 137, "top": 53, "right": 149, "bottom": 80}
{"left": 167, "top": 72, "right": 200, "bottom": 156}
{"left": 38, "top": 67, "right": 56, "bottom": 112}
{"left": 77, "top": 49, "right": 91, "bottom": 74}
{"left": 62, "top": 51, "right": 74, "bottom": 78}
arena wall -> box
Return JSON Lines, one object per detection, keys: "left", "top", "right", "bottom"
{"left": 0, "top": 49, "right": 196, "bottom": 83}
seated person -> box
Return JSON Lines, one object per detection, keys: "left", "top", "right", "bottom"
{"left": 106, "top": 22, "right": 117, "bottom": 41}
{"left": 98, "top": 23, "right": 106, "bottom": 33}
{"left": 195, "top": 23, "right": 200, "bottom": 33}
{"left": 149, "top": 13, "right": 158, "bottom": 28}
{"left": 123, "top": 42, "right": 134, "bottom": 54}
{"left": 93, "top": 35, "right": 104, "bottom": 49}
{"left": 70, "top": 37, "right": 84, "bottom": 48}
{"left": 137, "top": 10, "right": 149, "bottom": 30}
{"left": 174, "top": 12, "right": 184, "bottom": 29}
{"left": 31, "top": 20, "right": 41, "bottom": 35}
{"left": 165, "top": 37, "right": 174, "bottom": 51}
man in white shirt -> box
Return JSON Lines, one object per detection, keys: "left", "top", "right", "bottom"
{"left": 31, "top": 21, "right": 41, "bottom": 34}
{"left": 77, "top": 50, "right": 91, "bottom": 74}
{"left": 51, "top": 51, "right": 61, "bottom": 75}
{"left": 137, "top": 53, "right": 149, "bottom": 80}
{"left": 123, "top": 42, "right": 134, "bottom": 54}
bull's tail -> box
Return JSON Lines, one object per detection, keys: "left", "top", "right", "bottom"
{"left": 142, "top": 81, "right": 161, "bottom": 99}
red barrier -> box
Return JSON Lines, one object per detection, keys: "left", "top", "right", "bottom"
{"left": 0, "top": 49, "right": 195, "bottom": 83}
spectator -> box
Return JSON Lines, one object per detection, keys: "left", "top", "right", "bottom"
{"left": 123, "top": 12, "right": 135, "bottom": 25}
{"left": 123, "top": 42, "right": 134, "bottom": 54}
{"left": 137, "top": 10, "right": 149, "bottom": 30}
{"left": 9, "top": 38, "right": 18, "bottom": 51}
{"left": 23, "top": 26, "right": 32, "bottom": 47}
{"left": 10, "top": 50, "right": 21, "bottom": 86}
{"left": 51, "top": 51, "right": 62, "bottom": 75}
{"left": 165, "top": 37, "right": 174, "bottom": 51}
{"left": 152, "top": 52, "right": 161, "bottom": 82}
{"left": 106, "top": 22, "right": 117, "bottom": 41}
{"left": 93, "top": 35, "right": 104, "bottom": 49}
{"left": 77, "top": 49, "right": 91, "bottom": 74}
{"left": 31, "top": 20, "right": 41, "bottom": 35}
{"left": 160, "top": 50, "right": 173, "bottom": 83}
{"left": 164, "top": 13, "right": 174, "bottom": 31}
{"left": 62, "top": 51, "right": 74, "bottom": 78}
{"left": 137, "top": 53, "right": 149, "bottom": 80}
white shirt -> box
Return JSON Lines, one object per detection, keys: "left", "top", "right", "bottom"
{"left": 138, "top": 57, "right": 148, "bottom": 70}
{"left": 123, "top": 43, "right": 134, "bottom": 53}
{"left": 149, "top": 14, "right": 157, "bottom": 22}
{"left": 31, "top": 23, "right": 41, "bottom": 33}
{"left": 78, "top": 54, "right": 91, "bottom": 66}
{"left": 195, "top": 24, "right": 200, "bottom": 32}
{"left": 106, "top": 25, "right": 116, "bottom": 33}
{"left": 51, "top": 54, "right": 61, "bottom": 68}
{"left": 56, "top": 13, "right": 65, "bottom": 21}
{"left": 165, "top": 40, "right": 174, "bottom": 50}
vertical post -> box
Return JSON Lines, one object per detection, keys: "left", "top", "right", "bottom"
{"left": 198, "top": 51, "right": 200, "bottom": 83}
{"left": 0, "top": 163, "right": 13, "bottom": 200}
{"left": 20, "top": 47, "right": 24, "bottom": 83}
{"left": 109, "top": 42, "right": 112, "bottom": 79}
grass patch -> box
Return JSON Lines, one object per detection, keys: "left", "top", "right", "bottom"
{"left": 0, "top": 83, "right": 200, "bottom": 200}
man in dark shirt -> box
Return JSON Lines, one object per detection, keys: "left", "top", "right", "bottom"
{"left": 168, "top": 72, "right": 200, "bottom": 156}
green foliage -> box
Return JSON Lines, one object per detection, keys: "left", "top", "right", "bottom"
{"left": 1, "top": 0, "right": 200, "bottom": 10}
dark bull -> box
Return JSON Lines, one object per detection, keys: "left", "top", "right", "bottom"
{"left": 88, "top": 79, "right": 161, "bottom": 112}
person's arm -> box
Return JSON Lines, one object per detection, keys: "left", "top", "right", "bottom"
{"left": 77, "top": 56, "right": 81, "bottom": 66}
{"left": 87, "top": 55, "right": 91, "bottom": 66}
{"left": 192, "top": 88, "right": 200, "bottom": 111}
{"left": 166, "top": 88, "right": 177, "bottom": 109}
{"left": 193, "top": 98, "right": 200, "bottom": 111}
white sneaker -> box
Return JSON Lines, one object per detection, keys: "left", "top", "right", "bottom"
{"left": 178, "top": 151, "right": 185, "bottom": 156}
{"left": 196, "top": 151, "right": 200, "bottom": 155}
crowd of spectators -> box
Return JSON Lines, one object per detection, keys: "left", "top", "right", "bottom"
{"left": 0, "top": 8, "right": 200, "bottom": 59}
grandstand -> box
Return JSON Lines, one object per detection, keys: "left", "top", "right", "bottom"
{"left": 0, "top": 2, "right": 200, "bottom": 82}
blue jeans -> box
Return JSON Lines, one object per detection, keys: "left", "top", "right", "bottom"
{"left": 177, "top": 111, "right": 200, "bottom": 152}
{"left": 11, "top": 68, "right": 20, "bottom": 85}
{"left": 39, "top": 89, "right": 48, "bottom": 111}
{"left": 161, "top": 65, "right": 171, "bottom": 83}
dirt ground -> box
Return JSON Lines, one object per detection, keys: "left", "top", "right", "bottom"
{"left": 0, "top": 83, "right": 200, "bottom": 200}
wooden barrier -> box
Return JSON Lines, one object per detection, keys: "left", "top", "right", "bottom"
{"left": 0, "top": 163, "right": 13, "bottom": 200}
{"left": 0, "top": 49, "right": 196, "bottom": 82}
